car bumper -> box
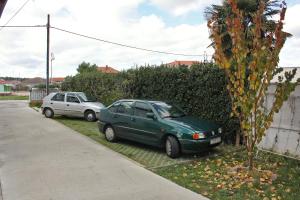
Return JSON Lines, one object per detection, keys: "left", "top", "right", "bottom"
{"left": 179, "top": 137, "right": 222, "bottom": 153}
{"left": 97, "top": 120, "right": 105, "bottom": 133}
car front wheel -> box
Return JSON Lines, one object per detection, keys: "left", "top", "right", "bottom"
{"left": 44, "top": 108, "right": 54, "bottom": 118}
{"left": 165, "top": 136, "right": 180, "bottom": 158}
{"left": 104, "top": 126, "right": 117, "bottom": 142}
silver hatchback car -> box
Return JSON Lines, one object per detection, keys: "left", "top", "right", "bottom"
{"left": 41, "top": 92, "right": 105, "bottom": 121}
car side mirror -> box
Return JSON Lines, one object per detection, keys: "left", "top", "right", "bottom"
{"left": 146, "top": 112, "right": 156, "bottom": 120}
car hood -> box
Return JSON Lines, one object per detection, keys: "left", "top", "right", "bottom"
{"left": 83, "top": 102, "right": 105, "bottom": 108}
{"left": 165, "top": 116, "right": 219, "bottom": 132}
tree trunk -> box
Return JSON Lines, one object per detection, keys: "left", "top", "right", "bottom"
{"left": 235, "top": 130, "right": 240, "bottom": 146}
{"left": 248, "top": 151, "right": 254, "bottom": 170}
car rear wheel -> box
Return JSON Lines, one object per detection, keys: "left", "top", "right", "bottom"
{"left": 44, "top": 108, "right": 54, "bottom": 118}
{"left": 165, "top": 136, "right": 180, "bottom": 158}
{"left": 85, "top": 110, "right": 96, "bottom": 122}
{"left": 104, "top": 126, "right": 117, "bottom": 142}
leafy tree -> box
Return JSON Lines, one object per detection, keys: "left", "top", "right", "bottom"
{"left": 208, "top": 0, "right": 299, "bottom": 170}
{"left": 77, "top": 61, "right": 97, "bottom": 74}
{"left": 205, "top": 0, "right": 292, "bottom": 146}
{"left": 205, "top": 0, "right": 291, "bottom": 59}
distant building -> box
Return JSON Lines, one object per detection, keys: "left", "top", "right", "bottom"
{"left": 50, "top": 77, "right": 65, "bottom": 84}
{"left": 0, "top": 79, "right": 12, "bottom": 94}
{"left": 97, "top": 65, "right": 119, "bottom": 74}
{"left": 166, "top": 60, "right": 200, "bottom": 68}
{"left": 4, "top": 80, "right": 21, "bottom": 90}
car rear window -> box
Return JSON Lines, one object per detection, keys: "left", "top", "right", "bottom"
{"left": 51, "top": 93, "right": 65, "bottom": 102}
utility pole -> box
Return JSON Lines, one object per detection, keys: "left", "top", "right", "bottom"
{"left": 46, "top": 14, "right": 50, "bottom": 95}
{"left": 50, "top": 52, "right": 55, "bottom": 84}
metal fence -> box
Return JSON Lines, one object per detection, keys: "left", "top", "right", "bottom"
{"left": 29, "top": 88, "right": 59, "bottom": 102}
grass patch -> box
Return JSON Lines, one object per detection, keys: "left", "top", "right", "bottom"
{"left": 0, "top": 95, "right": 28, "bottom": 100}
{"left": 153, "top": 147, "right": 300, "bottom": 200}
{"left": 55, "top": 117, "right": 219, "bottom": 168}
{"left": 29, "top": 101, "right": 42, "bottom": 108}
{"left": 55, "top": 116, "right": 300, "bottom": 200}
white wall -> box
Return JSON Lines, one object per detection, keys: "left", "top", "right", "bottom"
{"left": 258, "top": 84, "right": 300, "bottom": 158}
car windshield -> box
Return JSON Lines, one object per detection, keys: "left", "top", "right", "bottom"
{"left": 76, "top": 93, "right": 96, "bottom": 102}
{"left": 151, "top": 102, "right": 186, "bottom": 118}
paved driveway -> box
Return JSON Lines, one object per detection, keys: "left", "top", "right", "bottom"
{"left": 0, "top": 101, "right": 207, "bottom": 200}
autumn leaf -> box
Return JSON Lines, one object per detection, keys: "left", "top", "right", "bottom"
{"left": 247, "top": 182, "right": 253, "bottom": 188}
{"left": 285, "top": 188, "right": 291, "bottom": 193}
{"left": 204, "top": 165, "right": 210, "bottom": 171}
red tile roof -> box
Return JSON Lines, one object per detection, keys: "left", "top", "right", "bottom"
{"left": 166, "top": 60, "right": 200, "bottom": 67}
{"left": 0, "top": 79, "right": 6, "bottom": 84}
{"left": 97, "top": 65, "right": 119, "bottom": 74}
{"left": 50, "top": 77, "right": 65, "bottom": 82}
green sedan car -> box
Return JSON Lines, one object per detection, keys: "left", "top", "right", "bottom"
{"left": 98, "top": 99, "right": 222, "bottom": 158}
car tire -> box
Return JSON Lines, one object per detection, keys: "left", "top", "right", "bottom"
{"left": 44, "top": 108, "right": 54, "bottom": 118}
{"left": 165, "top": 136, "right": 180, "bottom": 158}
{"left": 104, "top": 126, "right": 117, "bottom": 142}
{"left": 85, "top": 110, "right": 96, "bottom": 122}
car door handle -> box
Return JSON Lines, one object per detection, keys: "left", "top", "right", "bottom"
{"left": 67, "top": 104, "right": 70, "bottom": 106}
{"left": 50, "top": 103, "right": 53, "bottom": 105}
{"left": 131, "top": 117, "right": 135, "bottom": 121}
{"left": 113, "top": 114, "right": 118, "bottom": 118}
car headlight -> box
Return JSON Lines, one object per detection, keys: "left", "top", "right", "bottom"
{"left": 192, "top": 132, "right": 205, "bottom": 140}
{"left": 218, "top": 128, "right": 222, "bottom": 134}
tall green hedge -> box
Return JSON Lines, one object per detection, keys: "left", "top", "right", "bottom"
{"left": 62, "top": 63, "right": 239, "bottom": 143}
{"left": 62, "top": 72, "right": 124, "bottom": 106}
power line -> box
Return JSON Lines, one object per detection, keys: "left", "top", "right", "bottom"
{"left": 0, "top": 25, "right": 45, "bottom": 28}
{"left": 51, "top": 26, "right": 209, "bottom": 57}
{"left": 0, "top": 0, "right": 31, "bottom": 32}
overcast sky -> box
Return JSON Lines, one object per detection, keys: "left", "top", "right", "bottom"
{"left": 0, "top": 0, "right": 299, "bottom": 78}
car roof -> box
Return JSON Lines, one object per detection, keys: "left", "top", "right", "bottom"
{"left": 117, "top": 99, "right": 164, "bottom": 104}
{"left": 52, "top": 92, "right": 84, "bottom": 94}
